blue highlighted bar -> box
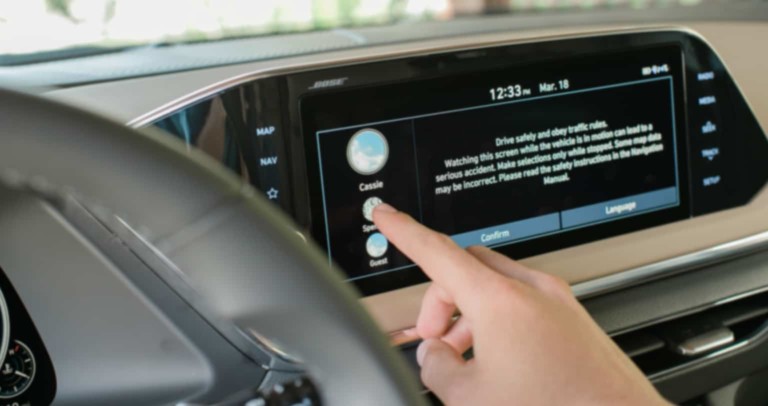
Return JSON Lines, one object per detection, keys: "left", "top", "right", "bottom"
{"left": 561, "top": 187, "right": 678, "bottom": 229}
{"left": 451, "top": 213, "right": 561, "bottom": 248}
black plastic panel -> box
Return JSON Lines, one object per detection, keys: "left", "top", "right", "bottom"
{"left": 300, "top": 45, "right": 693, "bottom": 294}
{"left": 682, "top": 36, "right": 768, "bottom": 215}
{"left": 153, "top": 78, "right": 292, "bottom": 213}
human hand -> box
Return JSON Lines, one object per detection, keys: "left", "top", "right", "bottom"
{"left": 373, "top": 204, "right": 670, "bottom": 406}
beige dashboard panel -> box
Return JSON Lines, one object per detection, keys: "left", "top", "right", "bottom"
{"left": 48, "top": 22, "right": 768, "bottom": 335}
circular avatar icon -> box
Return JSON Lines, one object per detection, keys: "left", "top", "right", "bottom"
{"left": 346, "top": 128, "right": 389, "bottom": 175}
{"left": 366, "top": 233, "right": 389, "bottom": 258}
{"left": 362, "top": 197, "right": 384, "bottom": 222}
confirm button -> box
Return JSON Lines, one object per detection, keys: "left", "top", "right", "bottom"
{"left": 451, "top": 213, "right": 560, "bottom": 248}
{"left": 481, "top": 229, "right": 512, "bottom": 243}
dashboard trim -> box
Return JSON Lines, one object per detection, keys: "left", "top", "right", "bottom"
{"left": 128, "top": 25, "right": 692, "bottom": 128}
{"left": 571, "top": 229, "right": 768, "bottom": 299}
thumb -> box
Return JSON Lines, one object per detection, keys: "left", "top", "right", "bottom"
{"left": 417, "top": 339, "right": 469, "bottom": 401}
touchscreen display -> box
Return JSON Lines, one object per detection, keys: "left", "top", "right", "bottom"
{"left": 301, "top": 46, "right": 688, "bottom": 296}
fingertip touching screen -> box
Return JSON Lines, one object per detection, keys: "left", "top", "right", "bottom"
{"left": 301, "top": 45, "right": 690, "bottom": 296}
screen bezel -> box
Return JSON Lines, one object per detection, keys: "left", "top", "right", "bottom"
{"left": 297, "top": 41, "right": 691, "bottom": 297}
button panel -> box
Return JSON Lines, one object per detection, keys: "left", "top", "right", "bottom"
{"left": 687, "top": 60, "right": 731, "bottom": 214}
{"left": 685, "top": 35, "right": 768, "bottom": 216}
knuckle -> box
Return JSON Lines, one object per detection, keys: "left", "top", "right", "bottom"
{"left": 539, "top": 273, "right": 570, "bottom": 294}
{"left": 429, "top": 283, "right": 452, "bottom": 303}
{"left": 491, "top": 280, "right": 544, "bottom": 317}
{"left": 492, "top": 279, "right": 525, "bottom": 303}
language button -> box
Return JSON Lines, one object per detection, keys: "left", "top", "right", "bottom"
{"left": 561, "top": 187, "right": 678, "bottom": 228}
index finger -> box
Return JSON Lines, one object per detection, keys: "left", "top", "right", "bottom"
{"left": 373, "top": 204, "right": 499, "bottom": 307}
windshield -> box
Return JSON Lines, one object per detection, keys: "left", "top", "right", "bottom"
{"left": 2, "top": 0, "right": 706, "bottom": 65}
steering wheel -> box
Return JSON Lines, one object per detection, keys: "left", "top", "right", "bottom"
{"left": 0, "top": 88, "right": 427, "bottom": 405}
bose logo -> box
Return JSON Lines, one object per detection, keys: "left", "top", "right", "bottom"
{"left": 309, "top": 78, "right": 348, "bottom": 90}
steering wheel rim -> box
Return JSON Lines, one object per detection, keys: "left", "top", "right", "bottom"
{"left": 0, "top": 87, "right": 426, "bottom": 405}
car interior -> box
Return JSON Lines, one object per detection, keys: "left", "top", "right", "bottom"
{"left": 0, "top": 1, "right": 767, "bottom": 405}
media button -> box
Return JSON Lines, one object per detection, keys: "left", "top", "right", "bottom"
{"left": 698, "top": 96, "right": 717, "bottom": 106}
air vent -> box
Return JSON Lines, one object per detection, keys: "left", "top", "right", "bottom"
{"left": 613, "top": 290, "right": 768, "bottom": 377}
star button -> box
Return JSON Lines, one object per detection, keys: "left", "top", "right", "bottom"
{"left": 266, "top": 188, "right": 279, "bottom": 200}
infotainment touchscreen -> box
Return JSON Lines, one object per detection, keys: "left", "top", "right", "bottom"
{"left": 301, "top": 46, "right": 689, "bottom": 296}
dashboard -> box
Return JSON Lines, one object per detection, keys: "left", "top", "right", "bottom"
{"left": 141, "top": 29, "right": 766, "bottom": 308}
{"left": 13, "top": 20, "right": 767, "bottom": 405}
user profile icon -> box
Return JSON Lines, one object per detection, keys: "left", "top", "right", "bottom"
{"left": 366, "top": 233, "right": 389, "bottom": 258}
{"left": 347, "top": 128, "right": 389, "bottom": 175}
{"left": 362, "top": 197, "right": 384, "bottom": 222}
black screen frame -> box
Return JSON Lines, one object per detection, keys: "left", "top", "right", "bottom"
{"left": 297, "top": 42, "right": 691, "bottom": 296}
